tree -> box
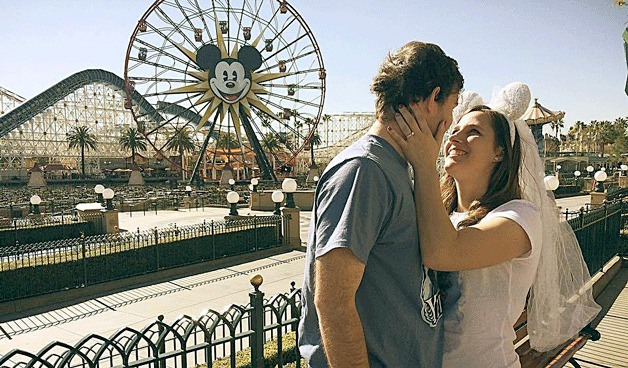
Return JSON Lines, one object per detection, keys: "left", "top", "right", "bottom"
{"left": 571, "top": 121, "right": 587, "bottom": 152}
{"left": 305, "top": 118, "right": 322, "bottom": 168}
{"left": 309, "top": 130, "right": 322, "bottom": 168}
{"left": 589, "top": 120, "right": 602, "bottom": 154}
{"left": 261, "top": 132, "right": 282, "bottom": 170}
{"left": 214, "top": 131, "right": 240, "bottom": 149}
{"left": 67, "top": 126, "right": 98, "bottom": 178}
{"left": 119, "top": 127, "right": 147, "bottom": 166}
{"left": 165, "top": 127, "right": 195, "bottom": 179}
{"left": 551, "top": 118, "right": 564, "bottom": 139}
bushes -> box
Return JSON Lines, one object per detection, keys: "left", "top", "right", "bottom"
{"left": 203, "top": 332, "right": 305, "bottom": 368}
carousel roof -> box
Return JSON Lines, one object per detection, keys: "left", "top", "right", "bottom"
{"left": 522, "top": 98, "right": 565, "bottom": 126}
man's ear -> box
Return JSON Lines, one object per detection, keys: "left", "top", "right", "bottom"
{"left": 426, "top": 87, "right": 441, "bottom": 113}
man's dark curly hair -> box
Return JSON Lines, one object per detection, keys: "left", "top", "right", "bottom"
{"left": 371, "top": 41, "right": 464, "bottom": 121}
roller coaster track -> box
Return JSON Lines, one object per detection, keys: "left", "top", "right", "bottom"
{"left": 0, "top": 69, "right": 160, "bottom": 138}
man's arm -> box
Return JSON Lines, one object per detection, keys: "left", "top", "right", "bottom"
{"left": 314, "top": 248, "right": 369, "bottom": 368}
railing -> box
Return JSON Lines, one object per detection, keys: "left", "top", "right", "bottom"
{"left": 0, "top": 212, "right": 97, "bottom": 231}
{"left": 0, "top": 212, "right": 101, "bottom": 247}
{"left": 0, "top": 200, "right": 623, "bottom": 368}
{"left": 568, "top": 200, "right": 623, "bottom": 274}
{"left": 0, "top": 279, "right": 303, "bottom": 368}
{"left": 0, "top": 185, "right": 266, "bottom": 217}
{"left": 0, "top": 215, "right": 285, "bottom": 301}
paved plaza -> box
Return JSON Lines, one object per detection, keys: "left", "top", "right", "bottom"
{"left": 0, "top": 194, "right": 609, "bottom": 357}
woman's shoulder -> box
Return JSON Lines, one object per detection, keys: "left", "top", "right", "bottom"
{"left": 489, "top": 199, "right": 540, "bottom": 217}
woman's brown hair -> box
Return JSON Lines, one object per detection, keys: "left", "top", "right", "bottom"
{"left": 441, "top": 105, "right": 522, "bottom": 227}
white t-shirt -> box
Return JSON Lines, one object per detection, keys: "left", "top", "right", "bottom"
{"left": 443, "top": 200, "right": 542, "bottom": 368}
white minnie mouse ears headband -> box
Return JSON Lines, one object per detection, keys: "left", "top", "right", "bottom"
{"left": 452, "top": 82, "right": 532, "bottom": 147}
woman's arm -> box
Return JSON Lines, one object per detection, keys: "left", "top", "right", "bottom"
{"left": 390, "top": 105, "right": 531, "bottom": 271}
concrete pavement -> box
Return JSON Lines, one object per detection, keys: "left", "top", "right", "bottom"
{"left": 0, "top": 195, "right": 591, "bottom": 356}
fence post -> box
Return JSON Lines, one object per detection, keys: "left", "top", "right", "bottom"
{"left": 249, "top": 275, "right": 265, "bottom": 368}
{"left": 211, "top": 220, "right": 215, "bottom": 260}
{"left": 13, "top": 219, "right": 17, "bottom": 245}
{"left": 254, "top": 215, "right": 258, "bottom": 251}
{"left": 579, "top": 207, "right": 585, "bottom": 228}
{"left": 154, "top": 227, "right": 160, "bottom": 271}
{"left": 157, "top": 314, "right": 166, "bottom": 368}
{"left": 81, "top": 233, "right": 88, "bottom": 286}
{"left": 565, "top": 208, "right": 569, "bottom": 222}
{"left": 290, "top": 281, "right": 299, "bottom": 332}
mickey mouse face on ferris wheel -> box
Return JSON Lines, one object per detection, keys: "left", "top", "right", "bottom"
{"left": 195, "top": 44, "right": 262, "bottom": 105}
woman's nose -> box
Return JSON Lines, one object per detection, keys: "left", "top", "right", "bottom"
{"left": 448, "top": 131, "right": 462, "bottom": 143}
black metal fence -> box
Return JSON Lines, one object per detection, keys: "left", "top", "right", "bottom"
{"left": 0, "top": 212, "right": 100, "bottom": 246}
{"left": 568, "top": 200, "right": 624, "bottom": 274}
{"left": 0, "top": 279, "right": 303, "bottom": 368}
{"left": 0, "top": 201, "right": 624, "bottom": 368}
{"left": 0, "top": 216, "right": 285, "bottom": 302}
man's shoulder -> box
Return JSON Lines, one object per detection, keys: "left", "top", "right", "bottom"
{"left": 320, "top": 156, "right": 384, "bottom": 192}
{"left": 324, "top": 135, "right": 396, "bottom": 176}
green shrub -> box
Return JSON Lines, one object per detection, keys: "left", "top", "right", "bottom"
{"left": 198, "top": 332, "right": 306, "bottom": 368}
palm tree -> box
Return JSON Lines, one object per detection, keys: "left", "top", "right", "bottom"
{"left": 215, "top": 131, "right": 239, "bottom": 149}
{"left": 600, "top": 120, "right": 622, "bottom": 157}
{"left": 304, "top": 118, "right": 322, "bottom": 168}
{"left": 551, "top": 119, "right": 564, "bottom": 140}
{"left": 119, "top": 127, "right": 147, "bottom": 166}
{"left": 67, "top": 126, "right": 98, "bottom": 178}
{"left": 309, "top": 130, "right": 322, "bottom": 168}
{"left": 165, "top": 127, "right": 195, "bottom": 180}
{"left": 262, "top": 132, "right": 282, "bottom": 170}
{"left": 571, "top": 121, "right": 586, "bottom": 152}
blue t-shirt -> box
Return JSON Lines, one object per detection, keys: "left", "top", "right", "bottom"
{"left": 298, "top": 134, "right": 445, "bottom": 367}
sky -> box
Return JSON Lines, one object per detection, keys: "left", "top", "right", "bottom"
{"left": 0, "top": 0, "right": 626, "bottom": 133}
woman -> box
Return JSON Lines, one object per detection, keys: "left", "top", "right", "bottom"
{"left": 388, "top": 83, "right": 600, "bottom": 368}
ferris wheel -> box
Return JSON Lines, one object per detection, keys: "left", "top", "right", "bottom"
{"left": 124, "top": 0, "right": 326, "bottom": 183}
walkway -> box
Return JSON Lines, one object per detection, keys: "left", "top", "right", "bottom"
{"left": 0, "top": 250, "right": 306, "bottom": 354}
{"left": 0, "top": 194, "right": 618, "bottom": 361}
{"left": 570, "top": 268, "right": 628, "bottom": 368}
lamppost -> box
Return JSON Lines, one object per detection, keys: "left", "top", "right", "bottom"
{"left": 601, "top": 167, "right": 606, "bottom": 172}
{"left": 251, "top": 177, "right": 259, "bottom": 192}
{"left": 574, "top": 170, "right": 581, "bottom": 188}
{"left": 313, "top": 176, "right": 319, "bottom": 188}
{"left": 226, "top": 191, "right": 240, "bottom": 216}
{"left": 544, "top": 175, "right": 559, "bottom": 192}
{"left": 586, "top": 165, "right": 594, "bottom": 177}
{"left": 555, "top": 164, "right": 561, "bottom": 178}
{"left": 621, "top": 164, "right": 628, "bottom": 176}
{"left": 271, "top": 190, "right": 284, "bottom": 215}
{"left": 103, "top": 188, "right": 115, "bottom": 210}
{"left": 30, "top": 195, "right": 42, "bottom": 215}
{"left": 282, "top": 178, "right": 297, "bottom": 208}
{"left": 94, "top": 184, "right": 105, "bottom": 204}
{"left": 228, "top": 178, "right": 235, "bottom": 191}
{"left": 593, "top": 170, "right": 607, "bottom": 193}
{"left": 185, "top": 185, "right": 192, "bottom": 197}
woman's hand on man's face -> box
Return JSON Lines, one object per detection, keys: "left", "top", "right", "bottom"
{"left": 388, "top": 104, "right": 448, "bottom": 171}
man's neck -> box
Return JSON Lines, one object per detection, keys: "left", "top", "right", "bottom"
{"left": 368, "top": 119, "right": 407, "bottom": 161}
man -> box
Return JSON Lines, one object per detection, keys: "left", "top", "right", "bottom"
{"left": 298, "top": 41, "right": 464, "bottom": 367}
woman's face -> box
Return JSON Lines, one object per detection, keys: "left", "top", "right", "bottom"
{"left": 444, "top": 111, "right": 503, "bottom": 181}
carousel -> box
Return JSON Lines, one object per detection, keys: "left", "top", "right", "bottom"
{"left": 521, "top": 98, "right": 565, "bottom": 155}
